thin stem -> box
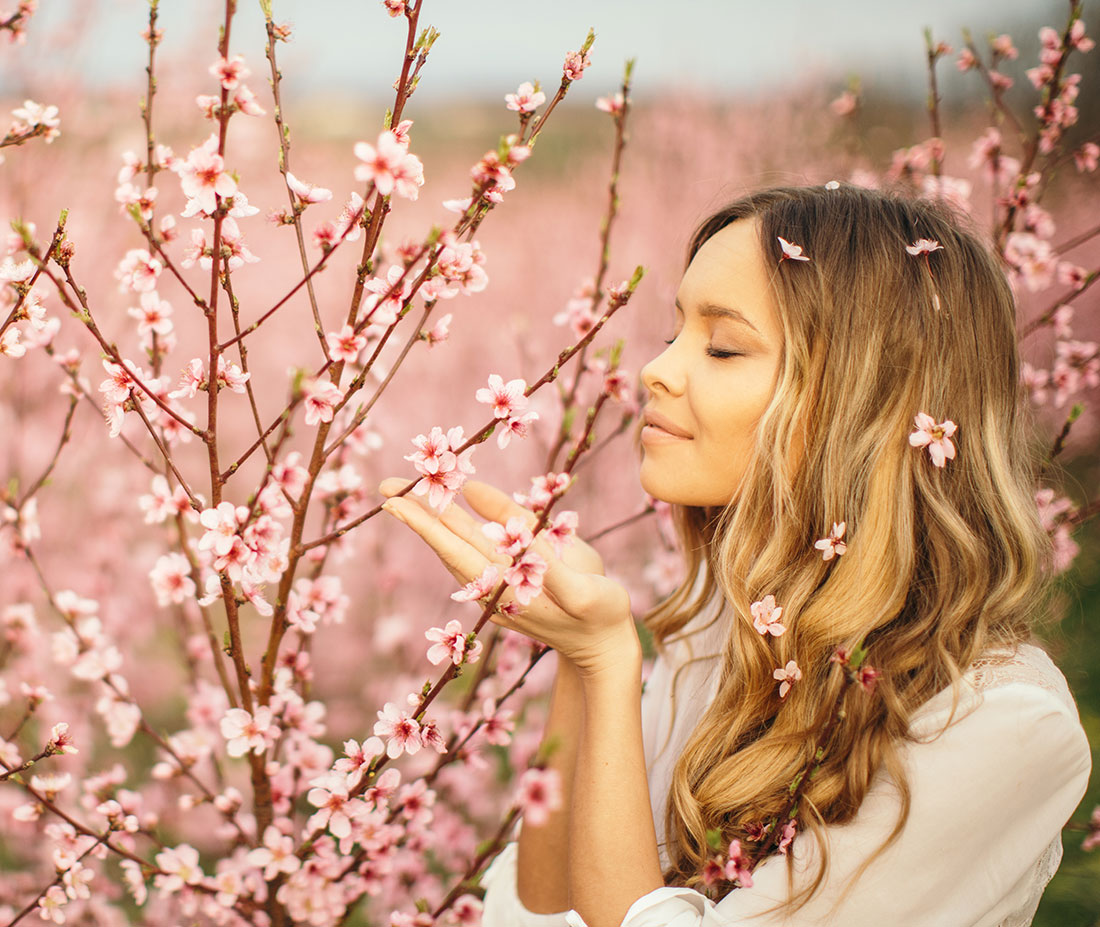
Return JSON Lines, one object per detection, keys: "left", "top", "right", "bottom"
{"left": 262, "top": 11, "right": 330, "bottom": 362}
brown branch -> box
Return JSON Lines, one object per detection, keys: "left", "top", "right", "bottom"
{"left": 544, "top": 60, "right": 634, "bottom": 470}
{"left": 1020, "top": 267, "right": 1098, "bottom": 337}
{"left": 262, "top": 10, "right": 330, "bottom": 362}
{"left": 583, "top": 503, "right": 655, "bottom": 545}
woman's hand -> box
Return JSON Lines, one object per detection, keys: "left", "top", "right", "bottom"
{"left": 378, "top": 478, "right": 638, "bottom": 676}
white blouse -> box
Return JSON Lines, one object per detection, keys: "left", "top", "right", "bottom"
{"left": 481, "top": 611, "right": 1092, "bottom": 927}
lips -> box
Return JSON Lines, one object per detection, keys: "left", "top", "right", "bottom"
{"left": 642, "top": 408, "right": 693, "bottom": 439}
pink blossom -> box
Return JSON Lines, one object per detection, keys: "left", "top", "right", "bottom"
{"left": 514, "top": 471, "right": 571, "bottom": 512}
{"left": 126, "top": 291, "right": 173, "bottom": 337}
{"left": 215, "top": 356, "right": 250, "bottom": 393}
{"left": 334, "top": 737, "right": 384, "bottom": 787}
{"left": 286, "top": 171, "right": 333, "bottom": 204}
{"left": 451, "top": 564, "right": 500, "bottom": 603}
{"left": 307, "top": 773, "right": 356, "bottom": 839}
{"left": 217, "top": 217, "right": 260, "bottom": 270}
{"left": 857, "top": 663, "right": 883, "bottom": 693}
{"left": 363, "top": 264, "right": 412, "bottom": 325}
{"left": 830, "top": 90, "right": 857, "bottom": 115}
{"left": 515, "top": 767, "right": 562, "bottom": 825}
{"left": 325, "top": 324, "right": 366, "bottom": 363}
{"left": 115, "top": 248, "right": 162, "bottom": 293}
{"left": 149, "top": 553, "right": 196, "bottom": 606}
{"left": 423, "top": 312, "right": 452, "bottom": 348}
{"left": 1074, "top": 142, "right": 1099, "bottom": 173}
{"left": 11, "top": 99, "right": 59, "bottom": 142}
{"left": 374, "top": 702, "right": 421, "bottom": 758}
{"left": 774, "top": 660, "right": 802, "bottom": 698}
{"left": 505, "top": 81, "right": 545, "bottom": 113}
{"left": 777, "top": 819, "right": 798, "bottom": 854}
{"left": 302, "top": 377, "right": 344, "bottom": 426}
{"left": 476, "top": 374, "right": 528, "bottom": 420}
{"left": 750, "top": 595, "right": 786, "bottom": 636}
{"left": 48, "top": 722, "right": 77, "bottom": 755}
{"left": 480, "top": 698, "right": 515, "bottom": 746}
{"left": 154, "top": 843, "right": 204, "bottom": 892}
{"left": 543, "top": 510, "right": 578, "bottom": 557}
{"left": 562, "top": 48, "right": 592, "bottom": 82}
{"left": 220, "top": 706, "right": 276, "bottom": 757}
{"left": 169, "top": 357, "right": 205, "bottom": 400}
{"left": 482, "top": 516, "right": 534, "bottom": 558}
{"left": 1081, "top": 805, "right": 1100, "bottom": 851}
{"left": 908, "top": 412, "right": 957, "bottom": 468}
{"left": 425, "top": 619, "right": 483, "bottom": 666}
{"left": 382, "top": 0, "right": 405, "bottom": 15}
{"left": 906, "top": 238, "right": 942, "bottom": 256}
{"left": 497, "top": 409, "right": 540, "bottom": 449}
{"left": 956, "top": 47, "right": 978, "bottom": 71}
{"left": 1069, "top": 18, "right": 1095, "bottom": 52}
{"left": 503, "top": 550, "right": 548, "bottom": 606}
{"left": 233, "top": 84, "right": 266, "bottom": 116}
{"left": 37, "top": 885, "right": 67, "bottom": 923}
{"left": 176, "top": 135, "right": 237, "bottom": 215}
{"left": 353, "top": 130, "right": 424, "bottom": 200}
{"left": 433, "top": 235, "right": 488, "bottom": 298}
{"left": 210, "top": 54, "right": 249, "bottom": 90}
{"left": 723, "top": 838, "right": 753, "bottom": 887}
{"left": 0, "top": 327, "right": 25, "bottom": 357}
{"left": 777, "top": 236, "right": 810, "bottom": 262}
{"left": 595, "top": 92, "right": 625, "bottom": 115}
{"left": 991, "top": 34, "right": 1018, "bottom": 59}
{"left": 198, "top": 501, "right": 247, "bottom": 557}
{"left": 814, "top": 522, "right": 848, "bottom": 560}
{"left": 405, "top": 425, "right": 475, "bottom": 510}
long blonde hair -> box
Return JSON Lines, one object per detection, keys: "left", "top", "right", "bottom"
{"left": 646, "top": 185, "right": 1051, "bottom": 907}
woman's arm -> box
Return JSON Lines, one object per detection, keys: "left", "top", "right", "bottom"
{"left": 569, "top": 632, "right": 664, "bottom": 927}
{"left": 517, "top": 655, "right": 584, "bottom": 913}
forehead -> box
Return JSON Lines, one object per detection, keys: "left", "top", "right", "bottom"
{"left": 676, "top": 219, "right": 780, "bottom": 336}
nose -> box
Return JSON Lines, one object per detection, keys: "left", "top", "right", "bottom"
{"left": 640, "top": 339, "right": 685, "bottom": 397}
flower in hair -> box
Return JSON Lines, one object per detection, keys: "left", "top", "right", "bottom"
{"left": 906, "top": 238, "right": 943, "bottom": 256}
{"left": 777, "top": 237, "right": 810, "bottom": 262}
{"left": 750, "top": 595, "right": 786, "bottom": 636}
{"left": 907, "top": 240, "right": 944, "bottom": 310}
{"left": 814, "top": 522, "right": 847, "bottom": 560}
{"left": 909, "top": 412, "right": 957, "bottom": 467}
{"left": 774, "top": 660, "right": 802, "bottom": 698}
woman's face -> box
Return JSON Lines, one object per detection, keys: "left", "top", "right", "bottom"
{"left": 639, "top": 218, "right": 784, "bottom": 508}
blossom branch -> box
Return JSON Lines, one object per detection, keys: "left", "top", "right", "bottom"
{"left": 923, "top": 29, "right": 946, "bottom": 177}
{"left": 545, "top": 59, "right": 633, "bottom": 470}
{"left": 262, "top": 7, "right": 330, "bottom": 362}
{"left": 1020, "top": 267, "right": 1098, "bottom": 337}
{"left": 298, "top": 269, "right": 643, "bottom": 552}
{"left": 583, "top": 503, "right": 656, "bottom": 544}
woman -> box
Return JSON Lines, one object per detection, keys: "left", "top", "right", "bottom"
{"left": 381, "top": 185, "right": 1092, "bottom": 927}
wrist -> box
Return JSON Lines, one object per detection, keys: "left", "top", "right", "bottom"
{"left": 573, "top": 624, "right": 643, "bottom": 687}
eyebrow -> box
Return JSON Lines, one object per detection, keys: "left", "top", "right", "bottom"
{"left": 674, "top": 299, "right": 760, "bottom": 333}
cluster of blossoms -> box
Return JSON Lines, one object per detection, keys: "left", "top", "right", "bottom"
{"left": 6, "top": 98, "right": 59, "bottom": 144}
{"left": 404, "top": 425, "right": 477, "bottom": 510}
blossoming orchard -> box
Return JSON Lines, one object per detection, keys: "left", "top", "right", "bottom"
{"left": 0, "top": 0, "right": 1098, "bottom": 924}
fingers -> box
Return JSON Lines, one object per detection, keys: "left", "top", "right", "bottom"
{"left": 380, "top": 477, "right": 510, "bottom": 564}
{"left": 461, "top": 479, "right": 539, "bottom": 530}
{"left": 381, "top": 495, "right": 492, "bottom": 590}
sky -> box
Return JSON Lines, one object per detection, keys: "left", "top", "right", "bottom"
{"left": 12, "top": 0, "right": 1066, "bottom": 103}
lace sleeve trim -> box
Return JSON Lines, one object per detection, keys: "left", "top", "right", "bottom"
{"left": 965, "top": 643, "right": 1076, "bottom": 715}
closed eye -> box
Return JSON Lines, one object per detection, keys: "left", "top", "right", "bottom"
{"left": 706, "top": 347, "right": 743, "bottom": 359}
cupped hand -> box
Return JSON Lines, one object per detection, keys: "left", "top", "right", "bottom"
{"left": 378, "top": 477, "right": 639, "bottom": 676}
